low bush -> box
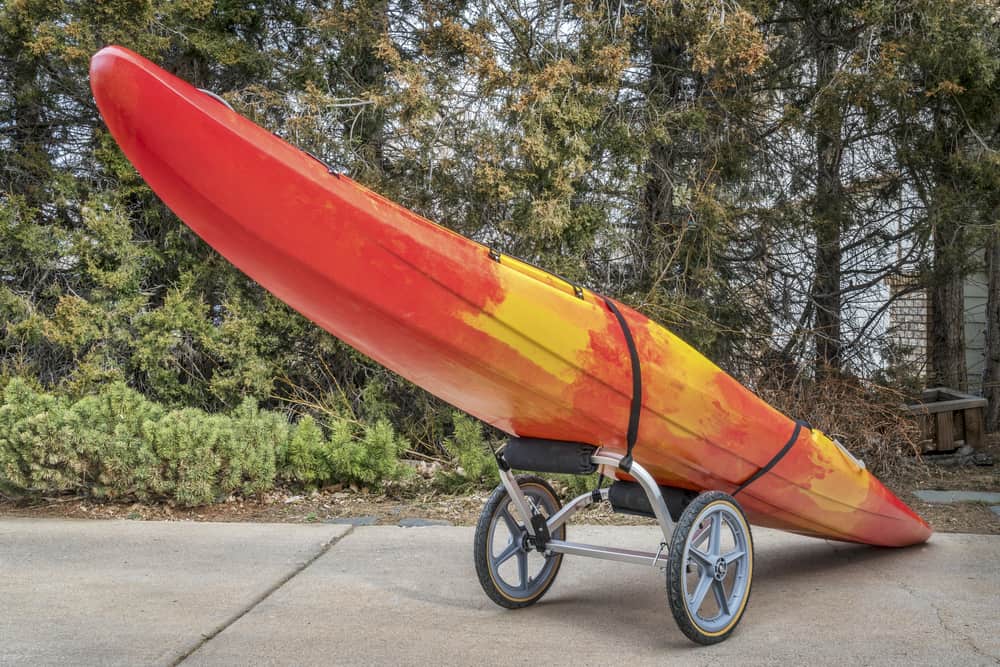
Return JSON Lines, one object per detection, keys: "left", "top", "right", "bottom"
{"left": 71, "top": 382, "right": 164, "bottom": 500}
{"left": 221, "top": 398, "right": 286, "bottom": 497}
{"left": 281, "top": 415, "right": 331, "bottom": 487}
{"left": 0, "top": 380, "right": 87, "bottom": 495}
{"left": 144, "top": 409, "right": 225, "bottom": 506}
{"left": 0, "top": 377, "right": 410, "bottom": 505}
{"left": 551, "top": 472, "right": 601, "bottom": 498}
{"left": 435, "top": 412, "right": 500, "bottom": 491}
{"left": 327, "top": 419, "right": 410, "bottom": 487}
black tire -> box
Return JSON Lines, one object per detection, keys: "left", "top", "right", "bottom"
{"left": 666, "top": 491, "right": 754, "bottom": 645}
{"left": 473, "top": 475, "right": 565, "bottom": 609}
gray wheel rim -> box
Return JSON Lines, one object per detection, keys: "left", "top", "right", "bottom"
{"left": 486, "top": 487, "right": 562, "bottom": 600}
{"left": 681, "top": 502, "right": 751, "bottom": 634}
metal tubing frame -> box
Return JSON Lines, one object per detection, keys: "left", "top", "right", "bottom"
{"left": 498, "top": 466, "right": 539, "bottom": 537}
{"left": 546, "top": 487, "right": 607, "bottom": 533}
{"left": 497, "top": 447, "right": 674, "bottom": 570}
{"left": 546, "top": 540, "right": 664, "bottom": 568}
{"left": 591, "top": 450, "right": 674, "bottom": 543}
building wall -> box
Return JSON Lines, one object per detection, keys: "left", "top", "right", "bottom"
{"left": 965, "top": 272, "right": 988, "bottom": 394}
{"left": 885, "top": 273, "right": 988, "bottom": 394}
{"left": 886, "top": 275, "right": 929, "bottom": 377}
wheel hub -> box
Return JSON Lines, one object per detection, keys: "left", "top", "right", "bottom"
{"left": 713, "top": 557, "right": 728, "bottom": 581}
{"left": 519, "top": 530, "right": 532, "bottom": 552}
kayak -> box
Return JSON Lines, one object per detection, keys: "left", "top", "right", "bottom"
{"left": 90, "top": 45, "right": 931, "bottom": 547}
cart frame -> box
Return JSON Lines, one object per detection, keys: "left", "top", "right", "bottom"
{"left": 498, "top": 448, "right": 675, "bottom": 567}
{"left": 477, "top": 442, "right": 755, "bottom": 645}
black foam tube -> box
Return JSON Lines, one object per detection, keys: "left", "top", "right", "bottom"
{"left": 502, "top": 437, "right": 598, "bottom": 475}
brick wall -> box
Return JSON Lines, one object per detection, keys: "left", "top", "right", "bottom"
{"left": 886, "top": 275, "right": 928, "bottom": 376}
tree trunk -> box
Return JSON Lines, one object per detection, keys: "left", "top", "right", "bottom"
{"left": 928, "top": 270, "right": 967, "bottom": 390}
{"left": 640, "top": 3, "right": 686, "bottom": 290}
{"left": 927, "top": 179, "right": 969, "bottom": 391}
{"left": 346, "top": 0, "right": 390, "bottom": 180}
{"left": 6, "top": 31, "right": 48, "bottom": 206}
{"left": 983, "top": 225, "right": 1000, "bottom": 431}
{"left": 811, "top": 24, "right": 844, "bottom": 380}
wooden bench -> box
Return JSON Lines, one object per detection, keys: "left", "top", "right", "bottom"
{"left": 903, "top": 387, "right": 988, "bottom": 452}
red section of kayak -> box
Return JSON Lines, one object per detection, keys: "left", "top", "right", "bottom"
{"left": 90, "top": 46, "right": 931, "bottom": 547}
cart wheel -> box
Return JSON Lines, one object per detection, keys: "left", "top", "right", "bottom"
{"left": 666, "top": 491, "right": 753, "bottom": 644}
{"left": 474, "top": 475, "right": 565, "bottom": 609}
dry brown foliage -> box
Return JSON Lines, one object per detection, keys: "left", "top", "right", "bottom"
{"left": 755, "top": 373, "right": 925, "bottom": 479}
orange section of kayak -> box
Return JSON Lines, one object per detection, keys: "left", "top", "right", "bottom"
{"left": 90, "top": 46, "right": 931, "bottom": 547}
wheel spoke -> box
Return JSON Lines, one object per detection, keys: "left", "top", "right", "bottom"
{"left": 668, "top": 495, "right": 753, "bottom": 641}
{"left": 722, "top": 549, "right": 745, "bottom": 565}
{"left": 709, "top": 512, "right": 722, "bottom": 557}
{"left": 494, "top": 541, "right": 520, "bottom": 567}
{"left": 712, "top": 579, "right": 731, "bottom": 616}
{"left": 689, "top": 571, "right": 713, "bottom": 612}
{"left": 690, "top": 521, "right": 711, "bottom": 549}
{"left": 499, "top": 508, "right": 520, "bottom": 536}
{"left": 475, "top": 480, "right": 566, "bottom": 608}
{"left": 689, "top": 547, "right": 714, "bottom": 569}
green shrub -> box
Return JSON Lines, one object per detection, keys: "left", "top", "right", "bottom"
{"left": 281, "top": 415, "right": 332, "bottom": 487}
{"left": 144, "top": 409, "right": 225, "bottom": 506}
{"left": 70, "top": 382, "right": 163, "bottom": 500}
{"left": 436, "top": 412, "right": 500, "bottom": 491}
{"left": 220, "top": 397, "right": 284, "bottom": 496}
{"left": 0, "top": 378, "right": 90, "bottom": 494}
{"left": 0, "top": 377, "right": 414, "bottom": 504}
{"left": 551, "top": 472, "right": 601, "bottom": 498}
{"left": 327, "top": 418, "right": 409, "bottom": 487}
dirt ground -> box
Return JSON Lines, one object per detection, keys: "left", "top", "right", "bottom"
{"left": 3, "top": 440, "right": 998, "bottom": 535}
{"left": 883, "top": 438, "right": 1000, "bottom": 536}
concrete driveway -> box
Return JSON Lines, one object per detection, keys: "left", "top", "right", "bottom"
{"left": 1, "top": 519, "right": 997, "bottom": 666}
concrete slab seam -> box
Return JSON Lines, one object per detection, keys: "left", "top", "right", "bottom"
{"left": 896, "top": 575, "right": 998, "bottom": 663}
{"left": 169, "top": 526, "right": 355, "bottom": 666}
{"left": 824, "top": 538, "right": 996, "bottom": 662}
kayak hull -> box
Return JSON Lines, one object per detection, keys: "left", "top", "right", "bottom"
{"left": 91, "top": 46, "right": 931, "bottom": 547}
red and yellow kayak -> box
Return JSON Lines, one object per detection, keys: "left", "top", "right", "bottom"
{"left": 90, "top": 46, "right": 931, "bottom": 547}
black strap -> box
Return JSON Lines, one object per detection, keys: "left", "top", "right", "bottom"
{"left": 602, "top": 297, "right": 642, "bottom": 473}
{"left": 591, "top": 472, "right": 606, "bottom": 503}
{"left": 733, "top": 420, "right": 810, "bottom": 496}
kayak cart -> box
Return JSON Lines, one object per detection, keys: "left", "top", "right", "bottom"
{"left": 474, "top": 437, "right": 754, "bottom": 645}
